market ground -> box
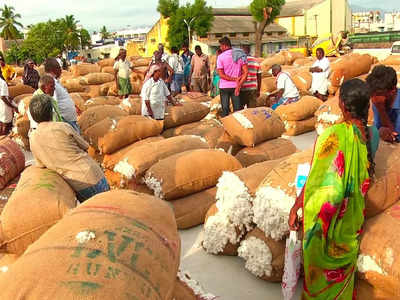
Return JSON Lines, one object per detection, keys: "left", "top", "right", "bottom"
{"left": 179, "top": 131, "right": 317, "bottom": 300}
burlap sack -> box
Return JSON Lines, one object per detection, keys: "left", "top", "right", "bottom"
{"left": 358, "top": 202, "right": 400, "bottom": 297}
{"left": 120, "top": 96, "right": 142, "bottom": 115}
{"left": 0, "top": 167, "right": 76, "bottom": 255}
{"left": 87, "top": 84, "right": 102, "bottom": 98}
{"left": 70, "top": 93, "right": 86, "bottom": 113}
{"left": 382, "top": 55, "right": 400, "bottom": 65}
{"left": 173, "top": 271, "right": 216, "bottom": 300}
{"left": 71, "top": 63, "right": 101, "bottom": 76}
{"left": 77, "top": 92, "right": 91, "bottom": 101}
{"left": 260, "top": 54, "right": 286, "bottom": 74}
{"left": 87, "top": 146, "right": 104, "bottom": 164}
{"left": 131, "top": 57, "right": 152, "bottom": 67}
{"left": 365, "top": 142, "right": 400, "bottom": 218}
{"left": 215, "top": 131, "right": 244, "bottom": 156}
{"left": 314, "top": 96, "right": 344, "bottom": 135}
{"left": 292, "top": 71, "right": 313, "bottom": 92}
{"left": 83, "top": 116, "right": 125, "bottom": 148}
{"left": 204, "top": 203, "right": 243, "bottom": 256}
{"left": 276, "top": 96, "right": 322, "bottom": 121}
{"left": 145, "top": 149, "right": 242, "bottom": 200}
{"left": 253, "top": 149, "right": 313, "bottom": 240}
{"left": 11, "top": 134, "right": 30, "bottom": 151}
{"left": 238, "top": 228, "right": 285, "bottom": 282}
{"left": 130, "top": 79, "right": 143, "bottom": 94}
{"left": 0, "top": 138, "right": 25, "bottom": 190}
{"left": 114, "top": 135, "right": 209, "bottom": 180}
{"left": 221, "top": 107, "right": 285, "bottom": 147}
{"left": 162, "top": 121, "right": 203, "bottom": 138}
{"left": 172, "top": 187, "right": 217, "bottom": 229}
{"left": 284, "top": 117, "right": 316, "bottom": 136}
{"left": 356, "top": 279, "right": 395, "bottom": 300}
{"left": 97, "top": 58, "right": 114, "bottom": 68}
{"left": 84, "top": 96, "right": 121, "bottom": 109}
{"left": 0, "top": 253, "right": 19, "bottom": 274}
{"left": 0, "top": 190, "right": 181, "bottom": 300}
{"left": 15, "top": 115, "right": 30, "bottom": 138}
{"left": 293, "top": 57, "right": 316, "bottom": 67}
{"left": 235, "top": 138, "right": 297, "bottom": 167}
{"left": 13, "top": 66, "right": 24, "bottom": 76}
{"left": 102, "top": 136, "right": 164, "bottom": 170}
{"left": 13, "top": 93, "right": 33, "bottom": 104}
{"left": 0, "top": 176, "right": 19, "bottom": 214}
{"left": 62, "top": 78, "right": 87, "bottom": 93}
{"left": 330, "top": 54, "right": 373, "bottom": 87}
{"left": 80, "top": 72, "right": 114, "bottom": 85}
{"left": 260, "top": 77, "right": 277, "bottom": 94}
{"left": 78, "top": 105, "right": 128, "bottom": 132}
{"left": 281, "top": 50, "right": 305, "bottom": 65}
{"left": 8, "top": 84, "right": 35, "bottom": 98}
{"left": 164, "top": 102, "right": 210, "bottom": 129}
{"left": 177, "top": 120, "right": 224, "bottom": 148}
{"left": 177, "top": 92, "right": 211, "bottom": 103}
{"left": 99, "top": 81, "right": 114, "bottom": 96}
{"left": 98, "top": 115, "right": 163, "bottom": 154}
{"left": 101, "top": 66, "right": 114, "bottom": 74}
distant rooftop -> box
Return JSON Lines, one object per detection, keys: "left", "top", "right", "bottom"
{"left": 211, "top": 15, "right": 288, "bottom": 34}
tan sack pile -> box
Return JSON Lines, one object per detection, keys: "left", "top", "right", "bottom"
{"left": 0, "top": 138, "right": 25, "bottom": 190}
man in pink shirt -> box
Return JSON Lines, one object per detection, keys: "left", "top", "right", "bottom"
{"left": 217, "top": 37, "right": 248, "bottom": 117}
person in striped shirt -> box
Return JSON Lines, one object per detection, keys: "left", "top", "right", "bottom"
{"left": 240, "top": 45, "right": 262, "bottom": 108}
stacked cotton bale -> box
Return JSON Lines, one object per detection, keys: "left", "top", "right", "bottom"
{"left": 202, "top": 159, "right": 284, "bottom": 256}
{"left": 0, "top": 190, "right": 182, "bottom": 300}
{"left": 275, "top": 96, "right": 322, "bottom": 136}
{"left": 173, "top": 270, "right": 218, "bottom": 300}
{"left": 314, "top": 96, "right": 344, "bottom": 135}
{"left": 10, "top": 94, "right": 33, "bottom": 151}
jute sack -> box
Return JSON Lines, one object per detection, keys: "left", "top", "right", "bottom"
{"left": 0, "top": 176, "right": 19, "bottom": 214}
{"left": 84, "top": 96, "right": 121, "bottom": 109}
{"left": 171, "top": 187, "right": 217, "bottom": 230}
{"left": 330, "top": 54, "right": 373, "bottom": 87}
{"left": 238, "top": 228, "right": 285, "bottom": 282}
{"left": 71, "top": 63, "right": 101, "bottom": 76}
{"left": 174, "top": 271, "right": 217, "bottom": 300}
{"left": 97, "top": 58, "right": 114, "bottom": 68}
{"left": 0, "top": 190, "right": 181, "bottom": 300}
{"left": 99, "top": 81, "right": 114, "bottom": 96}
{"left": 114, "top": 135, "right": 209, "bottom": 181}
{"left": 61, "top": 78, "right": 87, "bottom": 93}
{"left": 14, "top": 115, "right": 30, "bottom": 138}
{"left": 131, "top": 57, "right": 152, "bottom": 67}
{"left": 356, "top": 279, "right": 395, "bottom": 300}
{"left": 98, "top": 115, "right": 163, "bottom": 154}
{"left": 276, "top": 96, "right": 322, "bottom": 121}
{"left": 107, "top": 83, "right": 119, "bottom": 96}
{"left": 164, "top": 102, "right": 210, "bottom": 129}
{"left": 131, "top": 79, "right": 143, "bottom": 94}
{"left": 13, "top": 66, "right": 24, "bottom": 77}
{"left": 177, "top": 120, "right": 224, "bottom": 148}
{"left": 87, "top": 146, "right": 104, "bottom": 164}
{"left": 77, "top": 92, "right": 91, "bottom": 101}
{"left": 221, "top": 107, "right": 285, "bottom": 147}
{"left": 260, "top": 54, "right": 286, "bottom": 74}
{"left": 0, "top": 167, "right": 76, "bottom": 255}
{"left": 80, "top": 72, "right": 114, "bottom": 85}
{"left": 177, "top": 92, "right": 211, "bottom": 103}
{"left": 284, "top": 117, "right": 317, "bottom": 136}
{"left": 203, "top": 203, "right": 244, "bottom": 256}
{"left": 101, "top": 66, "right": 114, "bottom": 74}
{"left": 215, "top": 131, "right": 244, "bottom": 156}
{"left": 87, "top": 84, "right": 102, "bottom": 98}
{"left": 13, "top": 93, "right": 33, "bottom": 104}
{"left": 0, "top": 138, "right": 25, "bottom": 190}
{"left": 11, "top": 134, "right": 30, "bottom": 151}
{"left": 145, "top": 149, "right": 242, "bottom": 200}
{"left": 281, "top": 50, "right": 305, "bottom": 65}
{"left": 102, "top": 136, "right": 164, "bottom": 170}
{"left": 365, "top": 142, "right": 400, "bottom": 218}
{"left": 358, "top": 202, "right": 400, "bottom": 297}
{"left": 69, "top": 93, "right": 86, "bottom": 113}
{"left": 78, "top": 105, "right": 128, "bottom": 132}
{"left": 8, "top": 84, "right": 35, "bottom": 98}
{"left": 162, "top": 121, "right": 203, "bottom": 138}
{"left": 120, "top": 96, "right": 142, "bottom": 115}
{"left": 314, "top": 96, "right": 344, "bottom": 135}
{"left": 0, "top": 254, "right": 19, "bottom": 274}
{"left": 83, "top": 116, "right": 125, "bottom": 148}
{"left": 235, "top": 138, "right": 297, "bottom": 167}
{"left": 292, "top": 71, "right": 313, "bottom": 92}
{"left": 382, "top": 55, "right": 400, "bottom": 65}
{"left": 104, "top": 169, "right": 155, "bottom": 190}
{"left": 293, "top": 57, "right": 316, "bottom": 67}
{"left": 260, "top": 77, "right": 277, "bottom": 94}
{"left": 253, "top": 149, "right": 313, "bottom": 240}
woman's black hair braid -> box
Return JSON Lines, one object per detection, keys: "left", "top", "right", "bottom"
{"left": 340, "top": 79, "right": 375, "bottom": 177}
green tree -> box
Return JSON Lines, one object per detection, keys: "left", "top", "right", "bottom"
{"left": 163, "top": 0, "right": 213, "bottom": 49}
{"left": 80, "top": 28, "right": 91, "bottom": 48}
{"left": 0, "top": 5, "right": 23, "bottom": 40}
{"left": 157, "top": 0, "right": 179, "bottom": 18}
{"left": 62, "top": 15, "right": 80, "bottom": 51}
{"left": 100, "top": 26, "right": 110, "bottom": 39}
{"left": 250, "top": 0, "right": 285, "bottom": 57}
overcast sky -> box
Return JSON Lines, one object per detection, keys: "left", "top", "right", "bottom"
{"left": 4, "top": 0, "right": 399, "bottom": 33}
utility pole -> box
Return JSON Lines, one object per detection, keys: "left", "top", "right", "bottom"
{"left": 314, "top": 14, "right": 318, "bottom": 37}
{"left": 184, "top": 17, "right": 196, "bottom": 49}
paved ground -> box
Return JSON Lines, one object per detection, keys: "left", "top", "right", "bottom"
{"left": 178, "top": 131, "right": 317, "bottom": 300}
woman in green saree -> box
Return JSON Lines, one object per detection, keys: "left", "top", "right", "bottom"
{"left": 289, "top": 79, "right": 379, "bottom": 299}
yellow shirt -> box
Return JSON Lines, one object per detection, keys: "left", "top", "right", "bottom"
{"left": 1, "top": 65, "right": 15, "bottom": 82}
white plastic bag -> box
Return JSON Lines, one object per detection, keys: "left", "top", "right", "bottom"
{"left": 282, "top": 230, "right": 302, "bottom": 300}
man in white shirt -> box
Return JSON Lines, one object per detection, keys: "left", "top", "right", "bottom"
{"left": 310, "top": 48, "right": 331, "bottom": 101}
{"left": 140, "top": 65, "right": 180, "bottom": 120}
{"left": 267, "top": 64, "right": 300, "bottom": 110}
{"left": 0, "top": 77, "right": 14, "bottom": 135}
{"left": 167, "top": 46, "right": 184, "bottom": 95}
{"left": 44, "top": 58, "right": 80, "bottom": 133}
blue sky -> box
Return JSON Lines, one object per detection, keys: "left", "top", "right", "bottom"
{"left": 4, "top": 0, "right": 399, "bottom": 32}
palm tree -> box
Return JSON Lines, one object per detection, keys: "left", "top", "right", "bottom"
{"left": 100, "top": 26, "right": 110, "bottom": 40}
{"left": 62, "top": 15, "right": 80, "bottom": 51}
{"left": 0, "top": 5, "right": 23, "bottom": 40}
